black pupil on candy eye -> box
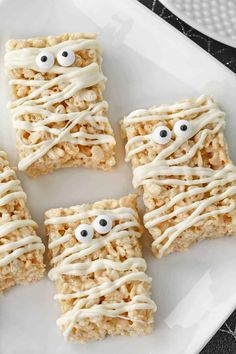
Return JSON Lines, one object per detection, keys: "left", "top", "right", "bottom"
{"left": 80, "top": 230, "right": 88, "bottom": 237}
{"left": 160, "top": 130, "right": 167, "bottom": 138}
{"left": 180, "top": 124, "right": 187, "bottom": 131}
{"left": 99, "top": 219, "right": 107, "bottom": 227}
{"left": 41, "top": 56, "right": 48, "bottom": 62}
{"left": 62, "top": 51, "right": 68, "bottom": 57}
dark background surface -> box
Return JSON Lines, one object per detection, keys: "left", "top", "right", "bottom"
{"left": 137, "top": 1, "right": 236, "bottom": 353}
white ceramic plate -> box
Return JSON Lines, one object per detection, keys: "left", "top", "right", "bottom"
{"left": 0, "top": 1, "right": 236, "bottom": 353}
{"left": 160, "top": 0, "right": 236, "bottom": 48}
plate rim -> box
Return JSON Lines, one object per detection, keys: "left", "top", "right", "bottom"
{"left": 159, "top": 0, "right": 236, "bottom": 48}
{"left": 133, "top": 0, "right": 236, "bottom": 79}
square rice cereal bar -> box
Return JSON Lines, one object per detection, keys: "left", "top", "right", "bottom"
{"left": 45, "top": 194, "right": 156, "bottom": 343}
{"left": 5, "top": 33, "right": 116, "bottom": 177}
{"left": 0, "top": 150, "right": 45, "bottom": 293}
{"left": 122, "top": 95, "right": 236, "bottom": 258}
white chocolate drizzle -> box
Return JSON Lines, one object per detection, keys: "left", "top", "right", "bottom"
{"left": 5, "top": 38, "right": 115, "bottom": 171}
{"left": 5, "top": 39, "right": 101, "bottom": 73}
{"left": 0, "top": 154, "right": 44, "bottom": 267}
{"left": 47, "top": 206, "right": 156, "bottom": 339}
{"left": 123, "top": 96, "right": 236, "bottom": 257}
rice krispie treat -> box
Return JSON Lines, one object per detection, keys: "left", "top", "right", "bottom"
{"left": 5, "top": 33, "right": 116, "bottom": 177}
{"left": 122, "top": 95, "right": 236, "bottom": 258}
{"left": 0, "top": 150, "right": 45, "bottom": 293}
{"left": 45, "top": 194, "right": 156, "bottom": 343}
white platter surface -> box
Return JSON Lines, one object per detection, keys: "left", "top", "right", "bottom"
{"left": 0, "top": 1, "right": 236, "bottom": 353}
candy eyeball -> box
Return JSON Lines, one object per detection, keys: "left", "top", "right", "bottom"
{"left": 174, "top": 120, "right": 192, "bottom": 138}
{"left": 57, "top": 48, "right": 75, "bottom": 67}
{"left": 152, "top": 125, "right": 171, "bottom": 145}
{"left": 75, "top": 224, "right": 94, "bottom": 243}
{"left": 93, "top": 215, "right": 113, "bottom": 234}
{"left": 36, "top": 50, "right": 54, "bottom": 71}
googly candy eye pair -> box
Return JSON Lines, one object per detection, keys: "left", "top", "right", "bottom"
{"left": 152, "top": 120, "right": 192, "bottom": 145}
{"left": 74, "top": 215, "right": 113, "bottom": 243}
{"left": 35, "top": 48, "right": 75, "bottom": 71}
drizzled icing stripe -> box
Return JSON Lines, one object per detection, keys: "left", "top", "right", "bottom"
{"left": 0, "top": 219, "right": 37, "bottom": 239}
{"left": 124, "top": 96, "right": 236, "bottom": 257}
{"left": 5, "top": 39, "right": 101, "bottom": 73}
{"left": 0, "top": 237, "right": 44, "bottom": 267}
{"left": 5, "top": 38, "right": 115, "bottom": 171}
{"left": 126, "top": 109, "right": 224, "bottom": 163}
{"left": 123, "top": 95, "right": 215, "bottom": 124}
{"left": 152, "top": 199, "right": 235, "bottom": 254}
{"left": 51, "top": 226, "right": 140, "bottom": 265}
{"left": 58, "top": 295, "right": 155, "bottom": 337}
{"left": 17, "top": 105, "right": 115, "bottom": 172}
{"left": 0, "top": 154, "right": 44, "bottom": 266}
{"left": 144, "top": 167, "right": 236, "bottom": 226}
{"left": 47, "top": 206, "right": 156, "bottom": 339}
{"left": 55, "top": 272, "right": 151, "bottom": 301}
{"left": 0, "top": 180, "right": 26, "bottom": 206}
{"left": 48, "top": 257, "right": 147, "bottom": 280}
{"left": 45, "top": 206, "right": 138, "bottom": 225}
{"left": 7, "top": 63, "right": 103, "bottom": 109}
{"left": 57, "top": 296, "right": 155, "bottom": 322}
{"left": 133, "top": 164, "right": 227, "bottom": 189}
{"left": 57, "top": 273, "right": 154, "bottom": 339}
